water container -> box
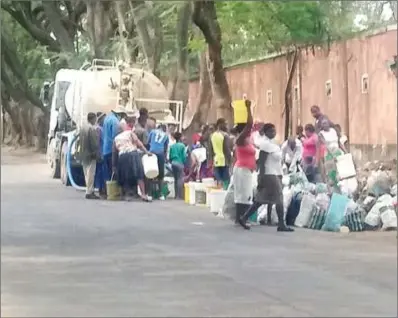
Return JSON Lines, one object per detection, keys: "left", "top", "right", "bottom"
{"left": 202, "top": 178, "right": 216, "bottom": 187}
{"left": 336, "top": 153, "right": 356, "bottom": 180}
{"left": 164, "top": 177, "right": 175, "bottom": 198}
{"left": 209, "top": 189, "right": 227, "bottom": 213}
{"left": 194, "top": 182, "right": 207, "bottom": 206}
{"left": 184, "top": 183, "right": 190, "bottom": 203}
{"left": 142, "top": 154, "right": 159, "bottom": 179}
{"left": 189, "top": 182, "right": 197, "bottom": 205}
{"left": 232, "top": 100, "right": 248, "bottom": 124}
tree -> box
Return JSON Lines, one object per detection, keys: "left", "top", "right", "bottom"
{"left": 193, "top": 1, "right": 232, "bottom": 124}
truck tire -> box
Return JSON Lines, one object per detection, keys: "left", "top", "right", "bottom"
{"left": 51, "top": 159, "right": 61, "bottom": 179}
{"left": 48, "top": 138, "right": 60, "bottom": 179}
{"left": 60, "top": 141, "right": 70, "bottom": 186}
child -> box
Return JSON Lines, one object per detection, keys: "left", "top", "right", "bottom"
{"left": 169, "top": 132, "right": 187, "bottom": 199}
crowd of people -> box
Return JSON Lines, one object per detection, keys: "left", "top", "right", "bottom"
{"left": 78, "top": 102, "right": 349, "bottom": 233}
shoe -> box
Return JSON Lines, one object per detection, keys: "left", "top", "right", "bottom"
{"left": 159, "top": 196, "right": 166, "bottom": 201}
{"left": 85, "top": 193, "right": 100, "bottom": 200}
{"left": 277, "top": 225, "right": 294, "bottom": 232}
{"left": 238, "top": 217, "right": 251, "bottom": 230}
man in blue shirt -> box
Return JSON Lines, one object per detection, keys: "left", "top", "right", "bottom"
{"left": 148, "top": 123, "right": 169, "bottom": 200}
{"left": 102, "top": 106, "right": 126, "bottom": 181}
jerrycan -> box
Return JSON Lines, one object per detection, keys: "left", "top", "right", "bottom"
{"left": 232, "top": 100, "right": 248, "bottom": 124}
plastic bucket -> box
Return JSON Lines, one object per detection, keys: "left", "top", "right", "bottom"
{"left": 194, "top": 182, "right": 207, "bottom": 206}
{"left": 209, "top": 189, "right": 227, "bottom": 213}
{"left": 202, "top": 178, "right": 216, "bottom": 187}
{"left": 164, "top": 177, "right": 175, "bottom": 198}
{"left": 184, "top": 183, "right": 190, "bottom": 203}
{"left": 189, "top": 182, "right": 197, "bottom": 205}
{"left": 106, "top": 180, "right": 121, "bottom": 201}
{"left": 142, "top": 154, "right": 159, "bottom": 179}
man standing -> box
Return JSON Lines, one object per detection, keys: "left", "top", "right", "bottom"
{"left": 80, "top": 112, "right": 101, "bottom": 199}
{"left": 310, "top": 105, "right": 333, "bottom": 134}
{"left": 209, "top": 118, "right": 231, "bottom": 189}
{"left": 95, "top": 112, "right": 106, "bottom": 198}
{"left": 135, "top": 107, "right": 149, "bottom": 147}
{"left": 102, "top": 106, "right": 126, "bottom": 180}
{"left": 148, "top": 123, "right": 169, "bottom": 200}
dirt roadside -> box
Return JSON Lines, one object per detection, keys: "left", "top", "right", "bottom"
{"left": 1, "top": 146, "right": 46, "bottom": 165}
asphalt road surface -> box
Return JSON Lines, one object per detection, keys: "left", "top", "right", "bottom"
{"left": 1, "top": 148, "right": 397, "bottom": 317}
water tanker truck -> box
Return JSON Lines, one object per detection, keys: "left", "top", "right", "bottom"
{"left": 44, "top": 59, "right": 183, "bottom": 187}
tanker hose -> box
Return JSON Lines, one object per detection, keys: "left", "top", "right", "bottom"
{"left": 67, "top": 133, "right": 86, "bottom": 191}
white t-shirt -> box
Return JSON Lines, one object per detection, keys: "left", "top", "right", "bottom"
{"left": 340, "top": 134, "right": 348, "bottom": 146}
{"left": 281, "top": 138, "right": 302, "bottom": 164}
{"left": 320, "top": 128, "right": 339, "bottom": 152}
{"left": 258, "top": 138, "right": 283, "bottom": 176}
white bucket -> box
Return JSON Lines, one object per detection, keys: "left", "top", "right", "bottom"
{"left": 202, "top": 178, "right": 216, "bottom": 187}
{"left": 194, "top": 182, "right": 207, "bottom": 206}
{"left": 209, "top": 189, "right": 227, "bottom": 213}
{"left": 164, "top": 176, "right": 175, "bottom": 198}
{"left": 188, "top": 182, "right": 197, "bottom": 205}
{"left": 142, "top": 154, "right": 159, "bottom": 179}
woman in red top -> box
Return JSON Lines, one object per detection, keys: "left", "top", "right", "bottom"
{"left": 232, "top": 100, "right": 257, "bottom": 224}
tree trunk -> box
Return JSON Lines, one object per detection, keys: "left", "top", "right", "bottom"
{"left": 172, "top": 2, "right": 192, "bottom": 113}
{"left": 1, "top": 98, "right": 23, "bottom": 145}
{"left": 42, "top": 1, "right": 78, "bottom": 67}
{"left": 129, "top": 0, "right": 163, "bottom": 75}
{"left": 85, "top": 1, "right": 113, "bottom": 59}
{"left": 283, "top": 49, "right": 299, "bottom": 140}
{"left": 114, "top": 0, "right": 131, "bottom": 63}
{"left": 184, "top": 51, "right": 212, "bottom": 135}
{"left": 193, "top": 1, "right": 232, "bottom": 125}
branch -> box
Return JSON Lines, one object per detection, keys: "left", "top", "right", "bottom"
{"left": 42, "top": 1, "right": 75, "bottom": 53}
{"left": 1, "top": 2, "right": 61, "bottom": 52}
{"left": 192, "top": 1, "right": 221, "bottom": 49}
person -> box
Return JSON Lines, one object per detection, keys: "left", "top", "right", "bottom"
{"left": 147, "top": 117, "right": 157, "bottom": 133}
{"left": 102, "top": 106, "right": 126, "bottom": 181}
{"left": 209, "top": 118, "right": 231, "bottom": 188}
{"left": 148, "top": 123, "right": 169, "bottom": 200}
{"left": 169, "top": 132, "right": 187, "bottom": 199}
{"left": 317, "top": 119, "right": 346, "bottom": 190}
{"left": 135, "top": 107, "right": 149, "bottom": 147}
{"left": 168, "top": 123, "right": 177, "bottom": 146}
{"left": 80, "top": 112, "right": 101, "bottom": 200}
{"left": 281, "top": 136, "right": 302, "bottom": 173}
{"left": 302, "top": 124, "right": 319, "bottom": 183}
{"left": 310, "top": 105, "right": 334, "bottom": 134}
{"left": 296, "top": 125, "right": 306, "bottom": 142}
{"left": 112, "top": 113, "right": 152, "bottom": 202}
{"left": 94, "top": 112, "right": 106, "bottom": 198}
{"left": 334, "top": 124, "right": 349, "bottom": 151}
{"left": 233, "top": 100, "right": 257, "bottom": 224}
{"left": 238, "top": 123, "right": 294, "bottom": 232}
{"left": 192, "top": 125, "right": 203, "bottom": 147}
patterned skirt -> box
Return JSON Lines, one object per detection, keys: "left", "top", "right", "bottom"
{"left": 255, "top": 175, "right": 283, "bottom": 205}
{"left": 117, "top": 151, "right": 145, "bottom": 187}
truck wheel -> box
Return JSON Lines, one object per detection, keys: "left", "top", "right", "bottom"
{"left": 48, "top": 139, "right": 60, "bottom": 179}
{"left": 50, "top": 159, "right": 61, "bottom": 179}
{"left": 60, "top": 141, "right": 70, "bottom": 186}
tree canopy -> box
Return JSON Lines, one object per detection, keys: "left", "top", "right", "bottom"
{"left": 1, "top": 0, "right": 396, "bottom": 145}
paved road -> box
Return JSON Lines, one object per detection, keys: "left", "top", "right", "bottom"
{"left": 1, "top": 150, "right": 397, "bottom": 317}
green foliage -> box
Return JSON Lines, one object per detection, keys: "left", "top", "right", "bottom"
{"left": 1, "top": 10, "right": 53, "bottom": 95}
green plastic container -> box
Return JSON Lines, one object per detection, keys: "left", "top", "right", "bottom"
{"left": 249, "top": 211, "right": 258, "bottom": 222}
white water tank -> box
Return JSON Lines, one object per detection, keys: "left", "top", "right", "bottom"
{"left": 62, "top": 67, "right": 170, "bottom": 125}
